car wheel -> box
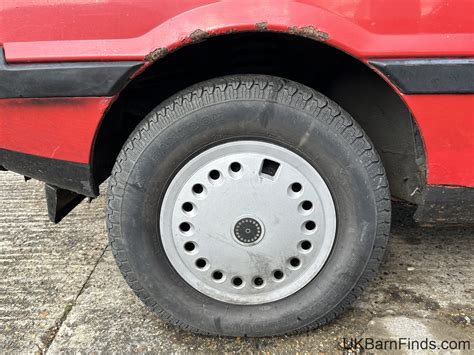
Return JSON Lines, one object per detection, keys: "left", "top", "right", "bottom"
{"left": 107, "top": 75, "right": 391, "bottom": 336}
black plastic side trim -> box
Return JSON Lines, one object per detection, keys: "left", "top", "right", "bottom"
{"left": 414, "top": 186, "right": 474, "bottom": 224}
{"left": 369, "top": 58, "right": 474, "bottom": 94}
{"left": 0, "top": 49, "right": 143, "bottom": 98}
{"left": 0, "top": 149, "right": 97, "bottom": 197}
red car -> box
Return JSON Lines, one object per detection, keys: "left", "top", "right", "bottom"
{"left": 1, "top": 0, "right": 473, "bottom": 336}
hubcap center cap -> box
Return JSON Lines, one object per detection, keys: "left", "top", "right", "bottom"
{"left": 233, "top": 217, "right": 264, "bottom": 245}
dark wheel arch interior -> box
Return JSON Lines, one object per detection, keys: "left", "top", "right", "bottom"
{"left": 92, "top": 32, "right": 426, "bottom": 204}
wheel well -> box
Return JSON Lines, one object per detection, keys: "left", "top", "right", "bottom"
{"left": 93, "top": 32, "right": 426, "bottom": 203}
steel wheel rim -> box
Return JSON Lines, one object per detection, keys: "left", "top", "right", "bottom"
{"left": 160, "top": 141, "right": 336, "bottom": 305}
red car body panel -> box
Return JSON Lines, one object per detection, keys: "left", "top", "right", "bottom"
{"left": 2, "top": 0, "right": 474, "bottom": 63}
{"left": 0, "top": 0, "right": 473, "bottom": 188}
{"left": 1, "top": 94, "right": 472, "bottom": 187}
{"left": 402, "top": 94, "right": 474, "bottom": 186}
{"left": 0, "top": 97, "right": 112, "bottom": 163}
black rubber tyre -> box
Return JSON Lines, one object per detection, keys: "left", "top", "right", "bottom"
{"left": 107, "top": 75, "right": 391, "bottom": 336}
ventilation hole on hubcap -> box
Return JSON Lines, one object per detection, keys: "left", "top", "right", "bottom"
{"left": 182, "top": 202, "right": 197, "bottom": 217}
{"left": 291, "top": 182, "right": 302, "bottom": 192}
{"left": 298, "top": 240, "right": 313, "bottom": 254}
{"left": 182, "top": 202, "right": 193, "bottom": 212}
{"left": 298, "top": 200, "right": 313, "bottom": 215}
{"left": 305, "top": 221, "right": 316, "bottom": 231}
{"left": 209, "top": 170, "right": 221, "bottom": 180}
{"left": 300, "top": 240, "right": 312, "bottom": 251}
{"left": 195, "top": 258, "right": 207, "bottom": 269}
{"left": 231, "top": 276, "right": 244, "bottom": 287}
{"left": 273, "top": 270, "right": 284, "bottom": 280}
{"left": 179, "top": 222, "right": 191, "bottom": 232}
{"left": 191, "top": 183, "right": 207, "bottom": 199}
{"left": 229, "top": 162, "right": 243, "bottom": 179}
{"left": 192, "top": 184, "right": 204, "bottom": 194}
{"left": 289, "top": 257, "right": 301, "bottom": 269}
{"left": 184, "top": 241, "right": 196, "bottom": 252}
{"left": 212, "top": 270, "right": 224, "bottom": 281}
{"left": 230, "top": 162, "right": 241, "bottom": 172}
{"left": 288, "top": 182, "right": 303, "bottom": 198}
{"left": 253, "top": 277, "right": 265, "bottom": 287}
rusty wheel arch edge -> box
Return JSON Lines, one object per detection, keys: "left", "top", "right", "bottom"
{"left": 91, "top": 27, "right": 429, "bottom": 203}
{"left": 144, "top": 24, "right": 329, "bottom": 62}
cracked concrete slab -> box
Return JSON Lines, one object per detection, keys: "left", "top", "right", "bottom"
{"left": 0, "top": 173, "right": 108, "bottom": 352}
{"left": 1, "top": 171, "right": 473, "bottom": 352}
{"left": 47, "top": 251, "right": 377, "bottom": 353}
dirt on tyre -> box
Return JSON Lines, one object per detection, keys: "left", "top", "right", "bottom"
{"left": 107, "top": 75, "right": 391, "bottom": 336}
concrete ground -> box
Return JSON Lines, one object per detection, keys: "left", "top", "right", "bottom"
{"left": 1, "top": 171, "right": 472, "bottom": 353}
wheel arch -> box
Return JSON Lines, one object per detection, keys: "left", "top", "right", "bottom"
{"left": 91, "top": 30, "right": 427, "bottom": 204}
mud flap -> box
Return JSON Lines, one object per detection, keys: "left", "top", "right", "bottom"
{"left": 45, "top": 184, "right": 86, "bottom": 223}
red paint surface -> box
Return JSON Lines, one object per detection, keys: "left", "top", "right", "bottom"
{"left": 402, "top": 95, "right": 474, "bottom": 187}
{"left": 0, "top": 97, "right": 112, "bottom": 163}
{"left": 1, "top": 0, "right": 473, "bottom": 62}
{"left": 1, "top": 94, "right": 472, "bottom": 187}
{"left": 0, "top": 0, "right": 473, "bottom": 187}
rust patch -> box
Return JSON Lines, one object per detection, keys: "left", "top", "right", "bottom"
{"left": 145, "top": 24, "right": 329, "bottom": 62}
{"left": 287, "top": 25, "right": 329, "bottom": 41}
{"left": 287, "top": 26, "right": 298, "bottom": 35}
{"left": 255, "top": 22, "right": 268, "bottom": 31}
{"left": 189, "top": 29, "right": 210, "bottom": 42}
{"left": 145, "top": 29, "right": 209, "bottom": 62}
{"left": 145, "top": 47, "right": 169, "bottom": 62}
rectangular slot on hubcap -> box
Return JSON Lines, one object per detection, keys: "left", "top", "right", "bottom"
{"left": 260, "top": 159, "right": 281, "bottom": 178}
